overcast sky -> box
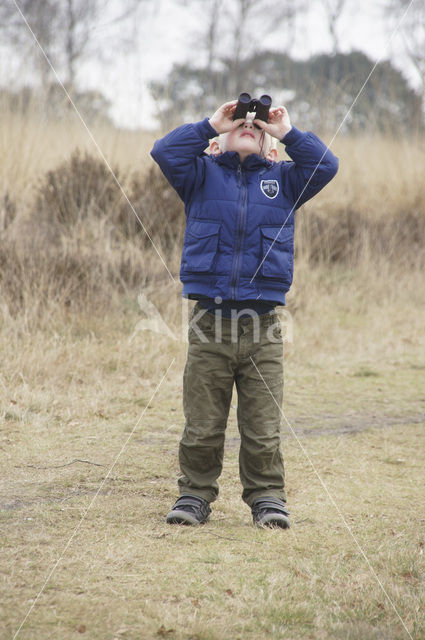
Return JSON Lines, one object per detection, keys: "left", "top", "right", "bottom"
{"left": 97, "top": 0, "right": 413, "bottom": 129}
{"left": 1, "top": 0, "right": 418, "bottom": 130}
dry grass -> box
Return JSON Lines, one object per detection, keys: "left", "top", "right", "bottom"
{"left": 309, "top": 134, "right": 425, "bottom": 220}
{"left": 2, "top": 108, "right": 425, "bottom": 320}
{"left": 1, "top": 107, "right": 425, "bottom": 638}
{"left": 0, "top": 107, "right": 157, "bottom": 208}
{"left": 1, "top": 306, "right": 424, "bottom": 639}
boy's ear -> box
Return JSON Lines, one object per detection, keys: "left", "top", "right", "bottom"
{"left": 266, "top": 147, "right": 278, "bottom": 162}
{"left": 209, "top": 140, "right": 222, "bottom": 156}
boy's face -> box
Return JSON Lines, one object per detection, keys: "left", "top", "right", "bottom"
{"left": 210, "top": 115, "right": 276, "bottom": 162}
{"left": 221, "top": 119, "right": 265, "bottom": 161}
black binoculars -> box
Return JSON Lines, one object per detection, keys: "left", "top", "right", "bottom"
{"left": 233, "top": 92, "right": 272, "bottom": 122}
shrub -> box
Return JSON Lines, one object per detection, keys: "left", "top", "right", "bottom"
{"left": 34, "top": 150, "right": 124, "bottom": 228}
{"left": 295, "top": 205, "right": 425, "bottom": 269}
{"left": 0, "top": 152, "right": 184, "bottom": 316}
{"left": 34, "top": 151, "right": 185, "bottom": 250}
{"left": 119, "top": 165, "right": 185, "bottom": 249}
{"left": 1, "top": 147, "right": 424, "bottom": 320}
{"left": 0, "top": 191, "right": 17, "bottom": 232}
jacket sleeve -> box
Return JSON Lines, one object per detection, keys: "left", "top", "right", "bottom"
{"left": 280, "top": 127, "right": 339, "bottom": 209}
{"left": 150, "top": 117, "right": 218, "bottom": 202}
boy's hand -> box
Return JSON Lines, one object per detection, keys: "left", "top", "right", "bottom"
{"left": 209, "top": 101, "right": 245, "bottom": 134}
{"left": 254, "top": 106, "right": 292, "bottom": 140}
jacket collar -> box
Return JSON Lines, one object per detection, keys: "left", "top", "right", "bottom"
{"left": 213, "top": 151, "right": 272, "bottom": 171}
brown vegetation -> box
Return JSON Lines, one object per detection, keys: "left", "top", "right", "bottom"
{"left": 1, "top": 121, "right": 424, "bottom": 323}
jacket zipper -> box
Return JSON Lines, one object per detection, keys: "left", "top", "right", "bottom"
{"left": 230, "top": 165, "right": 247, "bottom": 299}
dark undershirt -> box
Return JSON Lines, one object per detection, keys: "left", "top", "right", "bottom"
{"left": 197, "top": 296, "right": 276, "bottom": 318}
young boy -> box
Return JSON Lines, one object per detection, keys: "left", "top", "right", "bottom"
{"left": 151, "top": 99, "right": 338, "bottom": 528}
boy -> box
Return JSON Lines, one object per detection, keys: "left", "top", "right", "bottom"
{"left": 151, "top": 98, "right": 338, "bottom": 528}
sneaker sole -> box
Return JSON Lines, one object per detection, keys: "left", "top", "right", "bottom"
{"left": 166, "top": 509, "right": 206, "bottom": 525}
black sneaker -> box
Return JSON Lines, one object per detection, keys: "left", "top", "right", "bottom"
{"left": 251, "top": 497, "right": 290, "bottom": 529}
{"left": 166, "top": 494, "right": 211, "bottom": 526}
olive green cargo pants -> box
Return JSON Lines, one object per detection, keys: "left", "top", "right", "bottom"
{"left": 178, "top": 301, "right": 286, "bottom": 507}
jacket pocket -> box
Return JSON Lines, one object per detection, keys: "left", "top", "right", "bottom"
{"left": 260, "top": 225, "right": 294, "bottom": 282}
{"left": 182, "top": 220, "right": 221, "bottom": 272}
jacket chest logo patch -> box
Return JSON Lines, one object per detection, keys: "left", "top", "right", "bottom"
{"left": 260, "top": 179, "right": 279, "bottom": 199}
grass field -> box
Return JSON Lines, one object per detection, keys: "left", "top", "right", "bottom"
{"left": 1, "top": 285, "right": 424, "bottom": 640}
{"left": 1, "top": 105, "right": 425, "bottom": 638}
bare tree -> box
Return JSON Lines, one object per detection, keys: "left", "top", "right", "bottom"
{"left": 176, "top": 0, "right": 303, "bottom": 95}
{"left": 0, "top": 0, "right": 145, "bottom": 92}
{"left": 385, "top": 0, "right": 425, "bottom": 100}
{"left": 319, "top": 0, "right": 347, "bottom": 55}
{"left": 205, "top": 0, "right": 225, "bottom": 71}
{"left": 0, "top": 0, "right": 61, "bottom": 88}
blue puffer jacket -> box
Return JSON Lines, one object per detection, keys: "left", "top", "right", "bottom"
{"left": 151, "top": 117, "right": 338, "bottom": 305}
